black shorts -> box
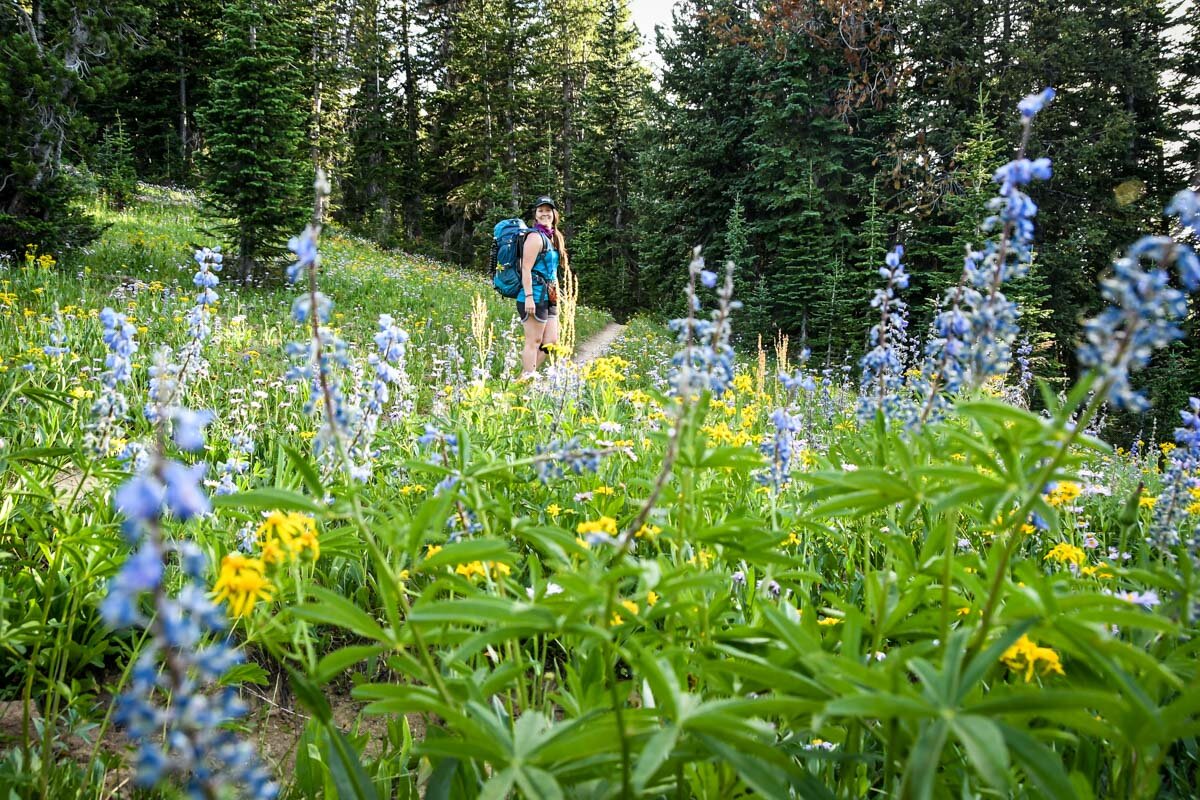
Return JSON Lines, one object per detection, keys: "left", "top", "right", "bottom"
{"left": 518, "top": 299, "right": 559, "bottom": 323}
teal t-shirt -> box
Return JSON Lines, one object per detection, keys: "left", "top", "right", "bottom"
{"left": 516, "top": 237, "right": 559, "bottom": 304}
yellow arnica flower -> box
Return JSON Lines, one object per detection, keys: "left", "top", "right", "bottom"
{"left": 818, "top": 616, "right": 842, "bottom": 627}
{"left": 1001, "top": 634, "right": 1065, "bottom": 682}
{"left": 1044, "top": 542, "right": 1085, "bottom": 566}
{"left": 577, "top": 516, "right": 618, "bottom": 536}
{"left": 256, "top": 511, "right": 319, "bottom": 564}
{"left": 1045, "top": 482, "right": 1082, "bottom": 508}
{"left": 646, "top": 591, "right": 660, "bottom": 606}
{"left": 635, "top": 523, "right": 660, "bottom": 538}
{"left": 212, "top": 554, "right": 273, "bottom": 617}
{"left": 1139, "top": 495, "right": 1157, "bottom": 509}
{"left": 621, "top": 599, "right": 639, "bottom": 616}
{"left": 455, "top": 561, "right": 512, "bottom": 581}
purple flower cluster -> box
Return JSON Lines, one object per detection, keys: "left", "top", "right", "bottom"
{"left": 911, "top": 89, "right": 1056, "bottom": 424}
{"left": 43, "top": 304, "right": 69, "bottom": 357}
{"left": 102, "top": 364, "right": 274, "bottom": 798}
{"left": 1149, "top": 397, "right": 1200, "bottom": 563}
{"left": 858, "top": 245, "right": 912, "bottom": 424}
{"left": 1077, "top": 191, "right": 1199, "bottom": 412}
{"left": 757, "top": 408, "right": 799, "bottom": 494}
{"left": 85, "top": 306, "right": 138, "bottom": 455}
{"left": 668, "top": 250, "right": 738, "bottom": 398}
{"left": 535, "top": 437, "right": 605, "bottom": 482}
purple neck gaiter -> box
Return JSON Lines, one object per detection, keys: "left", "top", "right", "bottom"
{"left": 535, "top": 223, "right": 555, "bottom": 240}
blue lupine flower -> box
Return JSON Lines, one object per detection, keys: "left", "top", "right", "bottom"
{"left": 115, "top": 474, "right": 166, "bottom": 525}
{"left": 171, "top": 408, "right": 213, "bottom": 452}
{"left": 669, "top": 251, "right": 738, "bottom": 397}
{"left": 758, "top": 408, "right": 799, "bottom": 494}
{"left": 536, "top": 437, "right": 604, "bottom": 482}
{"left": 1018, "top": 87, "right": 1056, "bottom": 118}
{"left": 1077, "top": 242, "right": 1189, "bottom": 412}
{"left": 286, "top": 226, "right": 320, "bottom": 284}
{"left": 858, "top": 245, "right": 912, "bottom": 424}
{"left": 162, "top": 461, "right": 210, "bottom": 521}
{"left": 1150, "top": 397, "right": 1200, "bottom": 557}
{"left": 912, "top": 91, "right": 1056, "bottom": 425}
{"left": 43, "top": 305, "right": 69, "bottom": 357}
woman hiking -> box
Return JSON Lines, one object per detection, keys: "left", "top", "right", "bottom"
{"left": 518, "top": 195, "right": 566, "bottom": 378}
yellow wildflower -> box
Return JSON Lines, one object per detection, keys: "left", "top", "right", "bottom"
{"left": 956, "top": 607, "right": 972, "bottom": 617}
{"left": 1139, "top": 495, "right": 1157, "bottom": 509}
{"left": 212, "top": 554, "right": 273, "bottom": 617}
{"left": 576, "top": 516, "right": 618, "bottom": 536}
{"left": 635, "top": 523, "right": 660, "bottom": 538}
{"left": 593, "top": 485, "right": 615, "bottom": 496}
{"left": 1001, "top": 635, "right": 1065, "bottom": 682}
{"left": 818, "top": 616, "right": 842, "bottom": 627}
{"left": 546, "top": 503, "right": 561, "bottom": 518}
{"left": 646, "top": 591, "right": 660, "bottom": 606}
{"left": 1044, "top": 542, "right": 1085, "bottom": 566}
{"left": 620, "top": 599, "right": 639, "bottom": 616}
{"left": 1045, "top": 482, "right": 1082, "bottom": 508}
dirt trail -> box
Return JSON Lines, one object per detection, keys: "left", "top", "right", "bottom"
{"left": 572, "top": 322, "right": 625, "bottom": 364}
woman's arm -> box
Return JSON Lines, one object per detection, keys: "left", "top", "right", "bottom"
{"left": 521, "top": 233, "right": 543, "bottom": 305}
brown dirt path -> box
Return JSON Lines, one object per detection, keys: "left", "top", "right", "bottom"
{"left": 572, "top": 322, "right": 626, "bottom": 364}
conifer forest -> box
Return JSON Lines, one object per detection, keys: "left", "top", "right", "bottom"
{"left": 3, "top": 1, "right": 1200, "bottom": 798}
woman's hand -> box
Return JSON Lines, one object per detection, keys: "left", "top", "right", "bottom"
{"left": 524, "top": 297, "right": 536, "bottom": 316}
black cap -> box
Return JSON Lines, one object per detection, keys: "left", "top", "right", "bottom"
{"left": 534, "top": 195, "right": 557, "bottom": 210}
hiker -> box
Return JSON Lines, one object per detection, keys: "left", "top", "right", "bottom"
{"left": 518, "top": 195, "right": 566, "bottom": 378}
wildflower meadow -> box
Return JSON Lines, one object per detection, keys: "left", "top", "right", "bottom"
{"left": 3, "top": 91, "right": 1200, "bottom": 800}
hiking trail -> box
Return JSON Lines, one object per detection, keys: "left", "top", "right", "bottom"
{"left": 573, "top": 322, "right": 625, "bottom": 364}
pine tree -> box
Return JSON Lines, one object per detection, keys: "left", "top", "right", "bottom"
{"left": 0, "top": 1, "right": 133, "bottom": 253}
{"left": 95, "top": 114, "right": 138, "bottom": 210}
{"left": 201, "top": 0, "right": 311, "bottom": 283}
{"left": 571, "top": 0, "right": 650, "bottom": 313}
{"left": 635, "top": 0, "right": 760, "bottom": 314}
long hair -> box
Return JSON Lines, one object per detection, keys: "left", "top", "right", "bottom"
{"left": 542, "top": 207, "right": 569, "bottom": 271}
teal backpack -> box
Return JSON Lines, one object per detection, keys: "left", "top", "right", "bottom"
{"left": 491, "top": 218, "right": 549, "bottom": 299}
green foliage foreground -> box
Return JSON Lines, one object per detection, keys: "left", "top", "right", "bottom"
{"left": 1, "top": 187, "right": 1199, "bottom": 800}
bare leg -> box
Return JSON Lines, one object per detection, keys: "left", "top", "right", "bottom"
{"left": 536, "top": 315, "right": 560, "bottom": 368}
{"left": 522, "top": 315, "right": 546, "bottom": 374}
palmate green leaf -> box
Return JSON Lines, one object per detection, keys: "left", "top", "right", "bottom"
{"left": 211, "top": 486, "right": 324, "bottom": 514}
{"left": 293, "top": 586, "right": 392, "bottom": 644}
{"left": 514, "top": 765, "right": 564, "bottom": 800}
{"left": 478, "top": 766, "right": 516, "bottom": 800}
{"left": 951, "top": 714, "right": 1011, "bottom": 792}
{"left": 693, "top": 732, "right": 799, "bottom": 800}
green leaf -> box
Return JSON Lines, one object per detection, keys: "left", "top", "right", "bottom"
{"left": 284, "top": 444, "right": 325, "bottom": 497}
{"left": 952, "top": 715, "right": 1011, "bottom": 791}
{"left": 211, "top": 486, "right": 324, "bottom": 514}
{"left": 288, "top": 667, "right": 332, "bottom": 724}
{"left": 632, "top": 724, "right": 678, "bottom": 793}
{"left": 315, "top": 645, "right": 386, "bottom": 685}
{"left": 901, "top": 719, "right": 949, "bottom": 800}
{"left": 514, "top": 765, "right": 564, "bottom": 800}
{"left": 322, "top": 723, "right": 381, "bottom": 800}
{"left": 293, "top": 586, "right": 391, "bottom": 644}
{"left": 823, "top": 692, "right": 934, "bottom": 720}
{"left": 1000, "top": 723, "right": 1078, "bottom": 799}
{"left": 694, "top": 732, "right": 789, "bottom": 799}
{"left": 419, "top": 538, "right": 514, "bottom": 571}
